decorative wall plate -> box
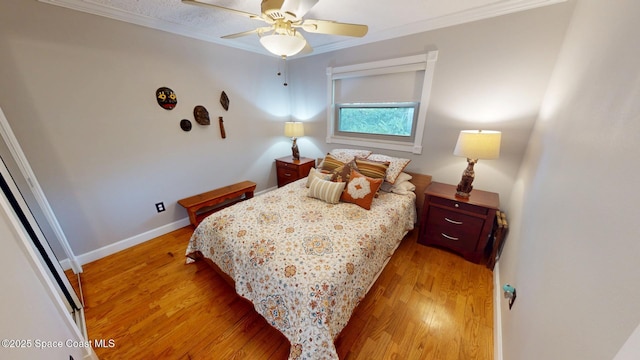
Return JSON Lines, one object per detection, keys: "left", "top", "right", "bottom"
{"left": 156, "top": 87, "right": 177, "bottom": 110}
{"left": 193, "top": 105, "right": 210, "bottom": 125}
{"left": 220, "top": 91, "right": 229, "bottom": 111}
{"left": 180, "top": 119, "right": 192, "bottom": 132}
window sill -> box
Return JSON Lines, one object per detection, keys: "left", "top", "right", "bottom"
{"left": 326, "top": 135, "right": 422, "bottom": 154}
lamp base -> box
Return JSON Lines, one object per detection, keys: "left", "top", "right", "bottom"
{"left": 455, "top": 159, "right": 477, "bottom": 198}
{"left": 291, "top": 138, "right": 300, "bottom": 160}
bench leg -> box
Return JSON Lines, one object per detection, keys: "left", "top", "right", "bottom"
{"left": 188, "top": 211, "right": 198, "bottom": 227}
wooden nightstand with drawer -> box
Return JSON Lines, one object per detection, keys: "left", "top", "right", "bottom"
{"left": 275, "top": 156, "right": 315, "bottom": 187}
{"left": 418, "top": 182, "right": 499, "bottom": 264}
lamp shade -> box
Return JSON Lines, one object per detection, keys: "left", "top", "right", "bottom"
{"left": 260, "top": 34, "right": 306, "bottom": 57}
{"left": 453, "top": 130, "right": 501, "bottom": 160}
{"left": 284, "top": 122, "right": 304, "bottom": 138}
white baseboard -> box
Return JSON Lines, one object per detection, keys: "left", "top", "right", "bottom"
{"left": 493, "top": 262, "right": 503, "bottom": 360}
{"left": 63, "top": 187, "right": 276, "bottom": 269}
{"left": 74, "top": 217, "right": 191, "bottom": 267}
{"left": 258, "top": 186, "right": 277, "bottom": 195}
{"left": 59, "top": 258, "right": 72, "bottom": 271}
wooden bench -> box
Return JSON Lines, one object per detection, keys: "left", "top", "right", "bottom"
{"left": 178, "top": 180, "right": 257, "bottom": 227}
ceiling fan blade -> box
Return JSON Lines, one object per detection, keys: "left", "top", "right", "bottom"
{"left": 221, "top": 29, "right": 258, "bottom": 39}
{"left": 300, "top": 19, "right": 368, "bottom": 37}
{"left": 222, "top": 26, "right": 273, "bottom": 39}
{"left": 298, "top": 39, "right": 314, "bottom": 55}
{"left": 182, "top": 0, "right": 261, "bottom": 20}
{"left": 292, "top": 31, "right": 313, "bottom": 55}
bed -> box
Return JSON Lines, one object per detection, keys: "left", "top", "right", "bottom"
{"left": 186, "top": 166, "right": 431, "bottom": 359}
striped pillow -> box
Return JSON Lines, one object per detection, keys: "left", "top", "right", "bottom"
{"left": 355, "top": 157, "right": 389, "bottom": 180}
{"left": 366, "top": 154, "right": 411, "bottom": 184}
{"left": 306, "top": 167, "right": 332, "bottom": 187}
{"left": 308, "top": 177, "right": 346, "bottom": 204}
{"left": 320, "top": 154, "right": 345, "bottom": 173}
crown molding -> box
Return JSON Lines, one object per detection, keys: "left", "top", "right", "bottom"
{"left": 38, "top": 0, "right": 566, "bottom": 57}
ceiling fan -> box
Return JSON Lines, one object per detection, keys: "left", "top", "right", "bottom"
{"left": 182, "top": 0, "right": 368, "bottom": 57}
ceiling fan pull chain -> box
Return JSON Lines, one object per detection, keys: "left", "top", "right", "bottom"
{"left": 284, "top": 56, "right": 289, "bottom": 86}
{"left": 278, "top": 55, "right": 288, "bottom": 86}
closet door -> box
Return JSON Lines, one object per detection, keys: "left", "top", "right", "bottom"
{"left": 0, "top": 159, "right": 83, "bottom": 315}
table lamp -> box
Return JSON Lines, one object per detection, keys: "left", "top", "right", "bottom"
{"left": 453, "top": 130, "right": 501, "bottom": 198}
{"left": 284, "top": 122, "right": 304, "bottom": 160}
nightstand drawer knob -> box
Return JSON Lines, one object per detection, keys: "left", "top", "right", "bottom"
{"left": 441, "top": 233, "right": 459, "bottom": 241}
{"left": 445, "top": 217, "right": 463, "bottom": 225}
{"left": 454, "top": 203, "right": 459, "bottom": 208}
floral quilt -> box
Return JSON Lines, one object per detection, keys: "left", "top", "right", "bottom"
{"left": 186, "top": 178, "right": 416, "bottom": 359}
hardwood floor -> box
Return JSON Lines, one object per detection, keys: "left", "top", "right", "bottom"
{"left": 82, "top": 226, "right": 494, "bottom": 360}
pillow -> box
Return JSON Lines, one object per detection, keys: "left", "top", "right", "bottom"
{"left": 340, "top": 169, "right": 383, "bottom": 210}
{"left": 379, "top": 172, "right": 414, "bottom": 193}
{"left": 354, "top": 157, "right": 389, "bottom": 180}
{"left": 366, "top": 154, "right": 411, "bottom": 184}
{"left": 308, "top": 177, "right": 345, "bottom": 204}
{"left": 394, "top": 172, "right": 413, "bottom": 184}
{"left": 391, "top": 180, "right": 416, "bottom": 195}
{"left": 329, "top": 148, "right": 372, "bottom": 163}
{"left": 330, "top": 160, "right": 359, "bottom": 183}
{"left": 320, "top": 154, "right": 345, "bottom": 173}
{"left": 306, "top": 167, "right": 332, "bottom": 188}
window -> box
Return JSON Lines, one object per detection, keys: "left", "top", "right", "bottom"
{"left": 326, "top": 52, "right": 438, "bottom": 154}
{"left": 335, "top": 102, "right": 419, "bottom": 141}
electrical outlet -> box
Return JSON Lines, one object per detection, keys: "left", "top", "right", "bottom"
{"left": 155, "top": 202, "right": 165, "bottom": 213}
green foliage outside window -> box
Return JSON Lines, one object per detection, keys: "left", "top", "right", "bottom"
{"left": 338, "top": 106, "right": 415, "bottom": 137}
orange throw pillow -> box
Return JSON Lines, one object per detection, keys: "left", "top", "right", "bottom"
{"left": 341, "top": 169, "right": 383, "bottom": 210}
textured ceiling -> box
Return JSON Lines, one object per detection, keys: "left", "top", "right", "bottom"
{"left": 37, "top": 0, "right": 565, "bottom": 57}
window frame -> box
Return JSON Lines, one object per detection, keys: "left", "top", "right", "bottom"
{"left": 326, "top": 51, "right": 438, "bottom": 154}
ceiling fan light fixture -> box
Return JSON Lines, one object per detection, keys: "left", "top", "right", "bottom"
{"left": 259, "top": 33, "right": 306, "bottom": 57}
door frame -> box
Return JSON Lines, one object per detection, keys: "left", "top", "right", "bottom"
{"left": 0, "top": 106, "right": 81, "bottom": 273}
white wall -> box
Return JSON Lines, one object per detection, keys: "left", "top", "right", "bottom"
{"left": 0, "top": 0, "right": 293, "bottom": 256}
{"left": 288, "top": 2, "right": 575, "bottom": 208}
{"left": 0, "top": 190, "right": 93, "bottom": 360}
{"left": 500, "top": 0, "right": 640, "bottom": 359}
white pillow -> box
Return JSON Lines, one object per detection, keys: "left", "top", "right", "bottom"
{"left": 394, "top": 172, "right": 413, "bottom": 184}
{"left": 307, "top": 178, "right": 345, "bottom": 204}
{"left": 379, "top": 172, "right": 415, "bottom": 194}
{"left": 390, "top": 180, "right": 416, "bottom": 195}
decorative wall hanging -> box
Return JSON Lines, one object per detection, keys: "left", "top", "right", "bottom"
{"left": 219, "top": 117, "right": 226, "bottom": 139}
{"left": 180, "top": 119, "right": 192, "bottom": 132}
{"left": 156, "top": 87, "right": 177, "bottom": 110}
{"left": 193, "top": 105, "right": 210, "bottom": 125}
{"left": 220, "top": 91, "right": 229, "bottom": 111}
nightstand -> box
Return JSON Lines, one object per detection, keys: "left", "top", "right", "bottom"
{"left": 418, "top": 182, "right": 499, "bottom": 264}
{"left": 275, "top": 156, "right": 315, "bottom": 187}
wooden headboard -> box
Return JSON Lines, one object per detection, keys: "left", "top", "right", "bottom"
{"left": 406, "top": 172, "right": 432, "bottom": 221}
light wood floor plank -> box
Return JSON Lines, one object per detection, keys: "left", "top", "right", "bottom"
{"left": 83, "top": 226, "right": 493, "bottom": 359}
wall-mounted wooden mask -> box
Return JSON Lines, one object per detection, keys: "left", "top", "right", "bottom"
{"left": 156, "top": 87, "right": 177, "bottom": 110}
